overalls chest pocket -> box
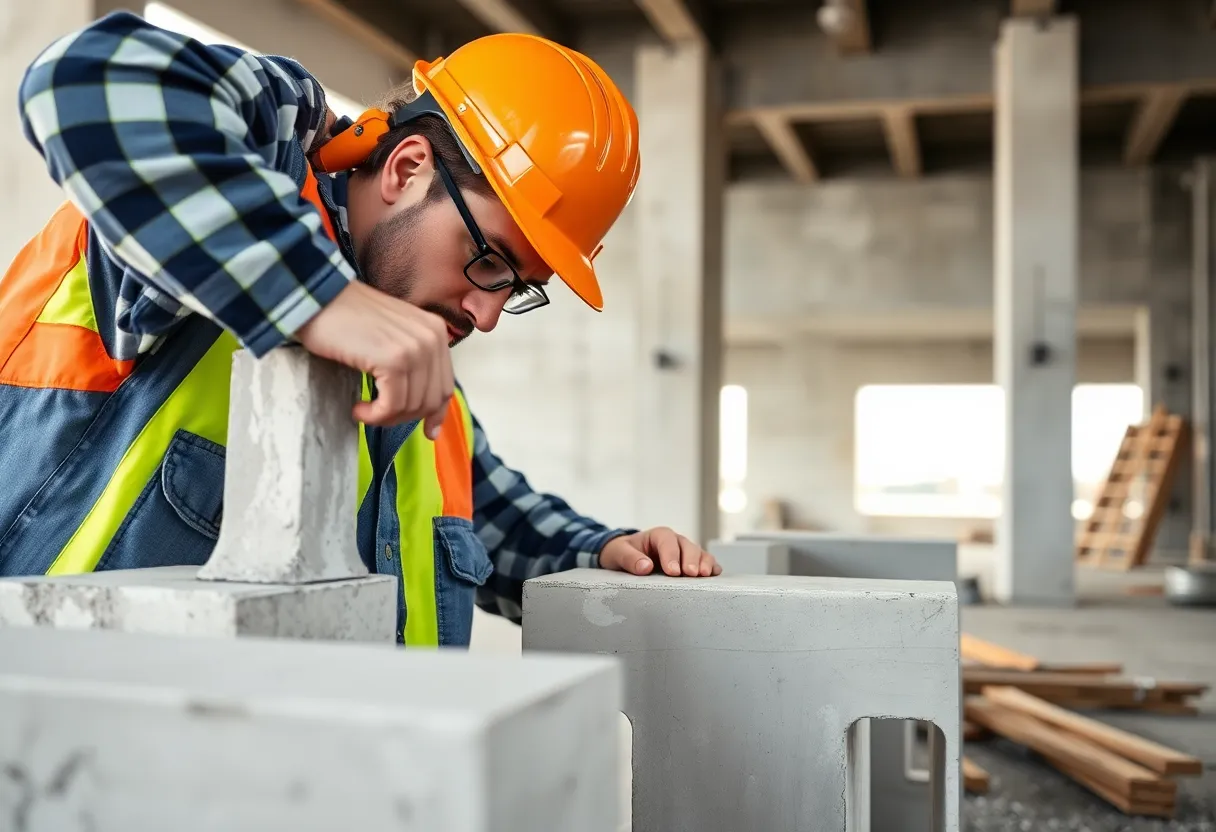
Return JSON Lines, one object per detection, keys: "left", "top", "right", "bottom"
{"left": 96, "top": 430, "right": 225, "bottom": 571}
{"left": 433, "top": 515, "right": 494, "bottom": 646}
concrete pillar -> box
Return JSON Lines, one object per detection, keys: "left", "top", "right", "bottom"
{"left": 634, "top": 41, "right": 726, "bottom": 545}
{"left": 1142, "top": 167, "right": 1194, "bottom": 562}
{"left": 0, "top": 625, "right": 623, "bottom": 832}
{"left": 992, "top": 16, "right": 1079, "bottom": 606}
{"left": 0, "top": 1, "right": 96, "bottom": 268}
{"left": 1190, "top": 158, "right": 1216, "bottom": 564}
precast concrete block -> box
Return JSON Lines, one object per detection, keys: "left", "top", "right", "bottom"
{"left": 735, "top": 531, "right": 958, "bottom": 585}
{"left": 197, "top": 346, "right": 366, "bottom": 584}
{"left": 715, "top": 533, "right": 960, "bottom": 832}
{"left": 706, "top": 539, "right": 789, "bottom": 574}
{"left": 521, "top": 569, "right": 961, "bottom": 832}
{"left": 0, "top": 626, "right": 622, "bottom": 832}
{"left": 0, "top": 565, "right": 397, "bottom": 641}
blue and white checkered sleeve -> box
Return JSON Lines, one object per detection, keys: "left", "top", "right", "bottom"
{"left": 17, "top": 10, "right": 354, "bottom": 357}
{"left": 470, "top": 412, "right": 635, "bottom": 622}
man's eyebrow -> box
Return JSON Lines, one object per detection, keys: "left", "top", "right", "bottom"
{"left": 485, "top": 232, "right": 522, "bottom": 272}
{"left": 485, "top": 232, "right": 548, "bottom": 285}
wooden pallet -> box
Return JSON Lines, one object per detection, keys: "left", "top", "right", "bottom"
{"left": 1076, "top": 405, "right": 1188, "bottom": 570}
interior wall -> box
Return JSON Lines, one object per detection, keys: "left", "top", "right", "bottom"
{"left": 722, "top": 336, "right": 1137, "bottom": 542}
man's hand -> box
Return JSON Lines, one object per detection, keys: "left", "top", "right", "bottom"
{"left": 599, "top": 527, "right": 722, "bottom": 578}
{"left": 296, "top": 280, "right": 454, "bottom": 435}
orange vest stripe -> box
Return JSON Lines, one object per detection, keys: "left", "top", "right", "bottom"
{"left": 435, "top": 393, "right": 474, "bottom": 521}
{"left": 0, "top": 202, "right": 134, "bottom": 392}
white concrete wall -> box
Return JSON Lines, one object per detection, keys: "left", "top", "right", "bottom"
{"left": 0, "top": 1, "right": 95, "bottom": 269}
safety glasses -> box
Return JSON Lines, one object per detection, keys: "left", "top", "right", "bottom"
{"left": 432, "top": 154, "right": 550, "bottom": 315}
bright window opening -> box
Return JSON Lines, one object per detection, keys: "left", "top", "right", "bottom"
{"left": 854, "top": 383, "right": 1144, "bottom": 519}
{"left": 143, "top": 3, "right": 364, "bottom": 119}
{"left": 719, "top": 385, "right": 748, "bottom": 514}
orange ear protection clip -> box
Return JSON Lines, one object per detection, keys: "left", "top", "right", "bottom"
{"left": 312, "top": 91, "right": 483, "bottom": 175}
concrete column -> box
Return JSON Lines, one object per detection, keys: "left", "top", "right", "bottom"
{"left": 1190, "top": 158, "right": 1216, "bottom": 563}
{"left": 992, "top": 16, "right": 1079, "bottom": 606}
{"left": 0, "top": 1, "right": 96, "bottom": 268}
{"left": 1142, "top": 167, "right": 1194, "bottom": 562}
{"left": 634, "top": 41, "right": 726, "bottom": 545}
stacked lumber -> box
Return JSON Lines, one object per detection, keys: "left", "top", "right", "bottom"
{"left": 968, "top": 688, "right": 1202, "bottom": 818}
{"left": 960, "top": 634, "right": 1207, "bottom": 818}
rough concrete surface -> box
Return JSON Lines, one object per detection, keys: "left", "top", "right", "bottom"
{"left": 198, "top": 347, "right": 367, "bottom": 585}
{"left": 0, "top": 565, "right": 397, "bottom": 641}
{"left": 0, "top": 626, "right": 623, "bottom": 832}
{"left": 522, "top": 569, "right": 962, "bottom": 832}
{"left": 961, "top": 576, "right": 1216, "bottom": 830}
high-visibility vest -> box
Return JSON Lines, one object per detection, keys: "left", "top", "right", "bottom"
{"left": 0, "top": 157, "right": 489, "bottom": 647}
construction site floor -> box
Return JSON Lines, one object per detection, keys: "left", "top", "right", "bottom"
{"left": 962, "top": 565, "right": 1216, "bottom": 830}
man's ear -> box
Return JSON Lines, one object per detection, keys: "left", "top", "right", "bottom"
{"left": 380, "top": 135, "right": 435, "bottom": 207}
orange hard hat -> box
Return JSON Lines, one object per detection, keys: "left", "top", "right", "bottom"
{"left": 315, "top": 34, "right": 640, "bottom": 311}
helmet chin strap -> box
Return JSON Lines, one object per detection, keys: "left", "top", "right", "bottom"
{"left": 312, "top": 91, "right": 482, "bottom": 176}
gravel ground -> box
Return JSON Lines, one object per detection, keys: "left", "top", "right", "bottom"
{"left": 964, "top": 740, "right": 1216, "bottom": 832}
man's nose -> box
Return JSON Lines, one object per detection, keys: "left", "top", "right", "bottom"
{"left": 462, "top": 287, "right": 508, "bottom": 333}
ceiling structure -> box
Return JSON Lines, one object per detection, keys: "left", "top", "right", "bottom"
{"left": 298, "top": 0, "right": 1216, "bottom": 183}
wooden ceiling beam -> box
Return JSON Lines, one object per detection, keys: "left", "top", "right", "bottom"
{"left": 881, "top": 107, "right": 921, "bottom": 178}
{"left": 634, "top": 0, "right": 705, "bottom": 45}
{"left": 754, "top": 112, "right": 818, "bottom": 185}
{"left": 1124, "top": 85, "right": 1188, "bottom": 166}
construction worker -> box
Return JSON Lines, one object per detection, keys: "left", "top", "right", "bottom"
{"left": 0, "top": 11, "right": 721, "bottom": 645}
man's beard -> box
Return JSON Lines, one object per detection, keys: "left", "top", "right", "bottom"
{"left": 359, "top": 203, "right": 475, "bottom": 347}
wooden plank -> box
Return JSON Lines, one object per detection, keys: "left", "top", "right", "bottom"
{"left": 963, "top": 720, "right": 989, "bottom": 741}
{"left": 1044, "top": 753, "right": 1175, "bottom": 818}
{"left": 983, "top": 687, "right": 1203, "bottom": 776}
{"left": 962, "top": 756, "right": 990, "bottom": 794}
{"left": 966, "top": 699, "right": 1170, "bottom": 796}
{"left": 1037, "top": 662, "right": 1123, "bottom": 675}
{"left": 960, "top": 634, "right": 1039, "bottom": 670}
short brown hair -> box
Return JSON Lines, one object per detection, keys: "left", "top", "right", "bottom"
{"left": 352, "top": 83, "right": 495, "bottom": 202}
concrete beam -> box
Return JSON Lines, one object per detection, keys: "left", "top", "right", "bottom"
{"left": 634, "top": 0, "right": 705, "bottom": 45}
{"left": 1124, "top": 85, "right": 1188, "bottom": 166}
{"left": 754, "top": 112, "right": 818, "bottom": 184}
{"left": 882, "top": 106, "right": 922, "bottom": 178}
{"left": 0, "top": 626, "right": 622, "bottom": 832}
{"left": 522, "top": 569, "right": 961, "bottom": 832}
{"left": 292, "top": 0, "right": 418, "bottom": 70}
{"left": 452, "top": 0, "right": 562, "bottom": 40}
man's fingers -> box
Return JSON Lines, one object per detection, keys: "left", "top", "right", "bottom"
{"left": 647, "top": 527, "right": 682, "bottom": 576}
{"left": 678, "top": 535, "right": 702, "bottom": 577}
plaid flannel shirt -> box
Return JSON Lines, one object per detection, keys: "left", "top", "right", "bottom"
{"left": 16, "top": 10, "right": 629, "bottom": 619}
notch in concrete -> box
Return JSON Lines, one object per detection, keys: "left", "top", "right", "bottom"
{"left": 198, "top": 347, "right": 367, "bottom": 585}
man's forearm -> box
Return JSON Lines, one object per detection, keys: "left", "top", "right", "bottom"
{"left": 18, "top": 11, "right": 353, "bottom": 356}
{"left": 470, "top": 417, "right": 634, "bottom": 622}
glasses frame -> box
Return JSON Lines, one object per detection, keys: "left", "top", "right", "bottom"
{"left": 432, "top": 153, "right": 550, "bottom": 315}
